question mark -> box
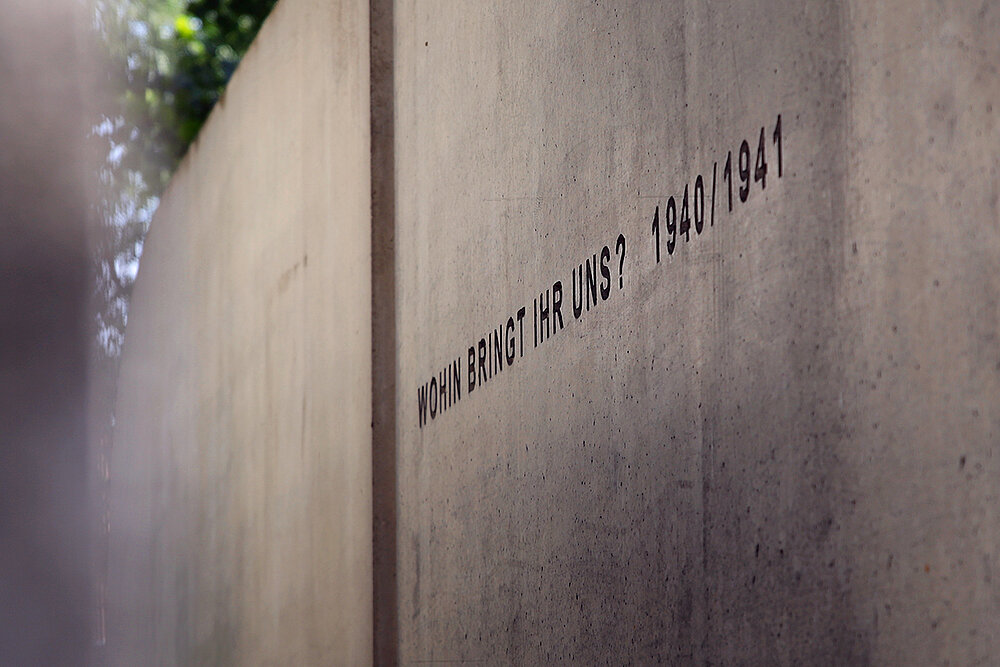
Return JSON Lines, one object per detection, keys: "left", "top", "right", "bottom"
{"left": 615, "top": 233, "right": 626, "bottom": 289}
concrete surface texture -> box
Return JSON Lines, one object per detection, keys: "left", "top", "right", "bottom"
{"left": 106, "top": 0, "right": 373, "bottom": 663}
{"left": 394, "top": 1, "right": 1000, "bottom": 663}
{"left": 110, "top": 0, "right": 1000, "bottom": 664}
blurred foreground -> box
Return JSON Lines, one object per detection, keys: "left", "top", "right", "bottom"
{"left": 0, "top": 1, "right": 100, "bottom": 664}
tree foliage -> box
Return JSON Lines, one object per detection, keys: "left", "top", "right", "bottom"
{"left": 93, "top": 0, "right": 277, "bottom": 355}
{"left": 89, "top": 4, "right": 276, "bottom": 643}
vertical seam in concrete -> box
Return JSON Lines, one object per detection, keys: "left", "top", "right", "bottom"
{"left": 370, "top": 0, "right": 398, "bottom": 664}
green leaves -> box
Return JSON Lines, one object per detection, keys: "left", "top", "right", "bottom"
{"left": 174, "top": 13, "right": 198, "bottom": 40}
{"left": 93, "top": 0, "right": 276, "bottom": 356}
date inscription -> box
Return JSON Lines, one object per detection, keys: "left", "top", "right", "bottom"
{"left": 652, "top": 114, "right": 784, "bottom": 262}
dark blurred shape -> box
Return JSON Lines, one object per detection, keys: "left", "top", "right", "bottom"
{"left": 0, "top": 0, "right": 98, "bottom": 663}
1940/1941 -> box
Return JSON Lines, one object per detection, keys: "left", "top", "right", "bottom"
{"left": 651, "top": 113, "right": 784, "bottom": 262}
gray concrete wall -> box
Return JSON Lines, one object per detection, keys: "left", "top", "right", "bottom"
{"left": 110, "top": 0, "right": 1000, "bottom": 664}
{"left": 107, "top": 0, "right": 372, "bottom": 663}
{"left": 394, "top": 1, "right": 1000, "bottom": 663}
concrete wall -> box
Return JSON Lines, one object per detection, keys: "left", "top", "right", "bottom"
{"left": 107, "top": 0, "right": 372, "bottom": 663}
{"left": 394, "top": 1, "right": 1000, "bottom": 663}
{"left": 111, "top": 0, "right": 1000, "bottom": 664}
